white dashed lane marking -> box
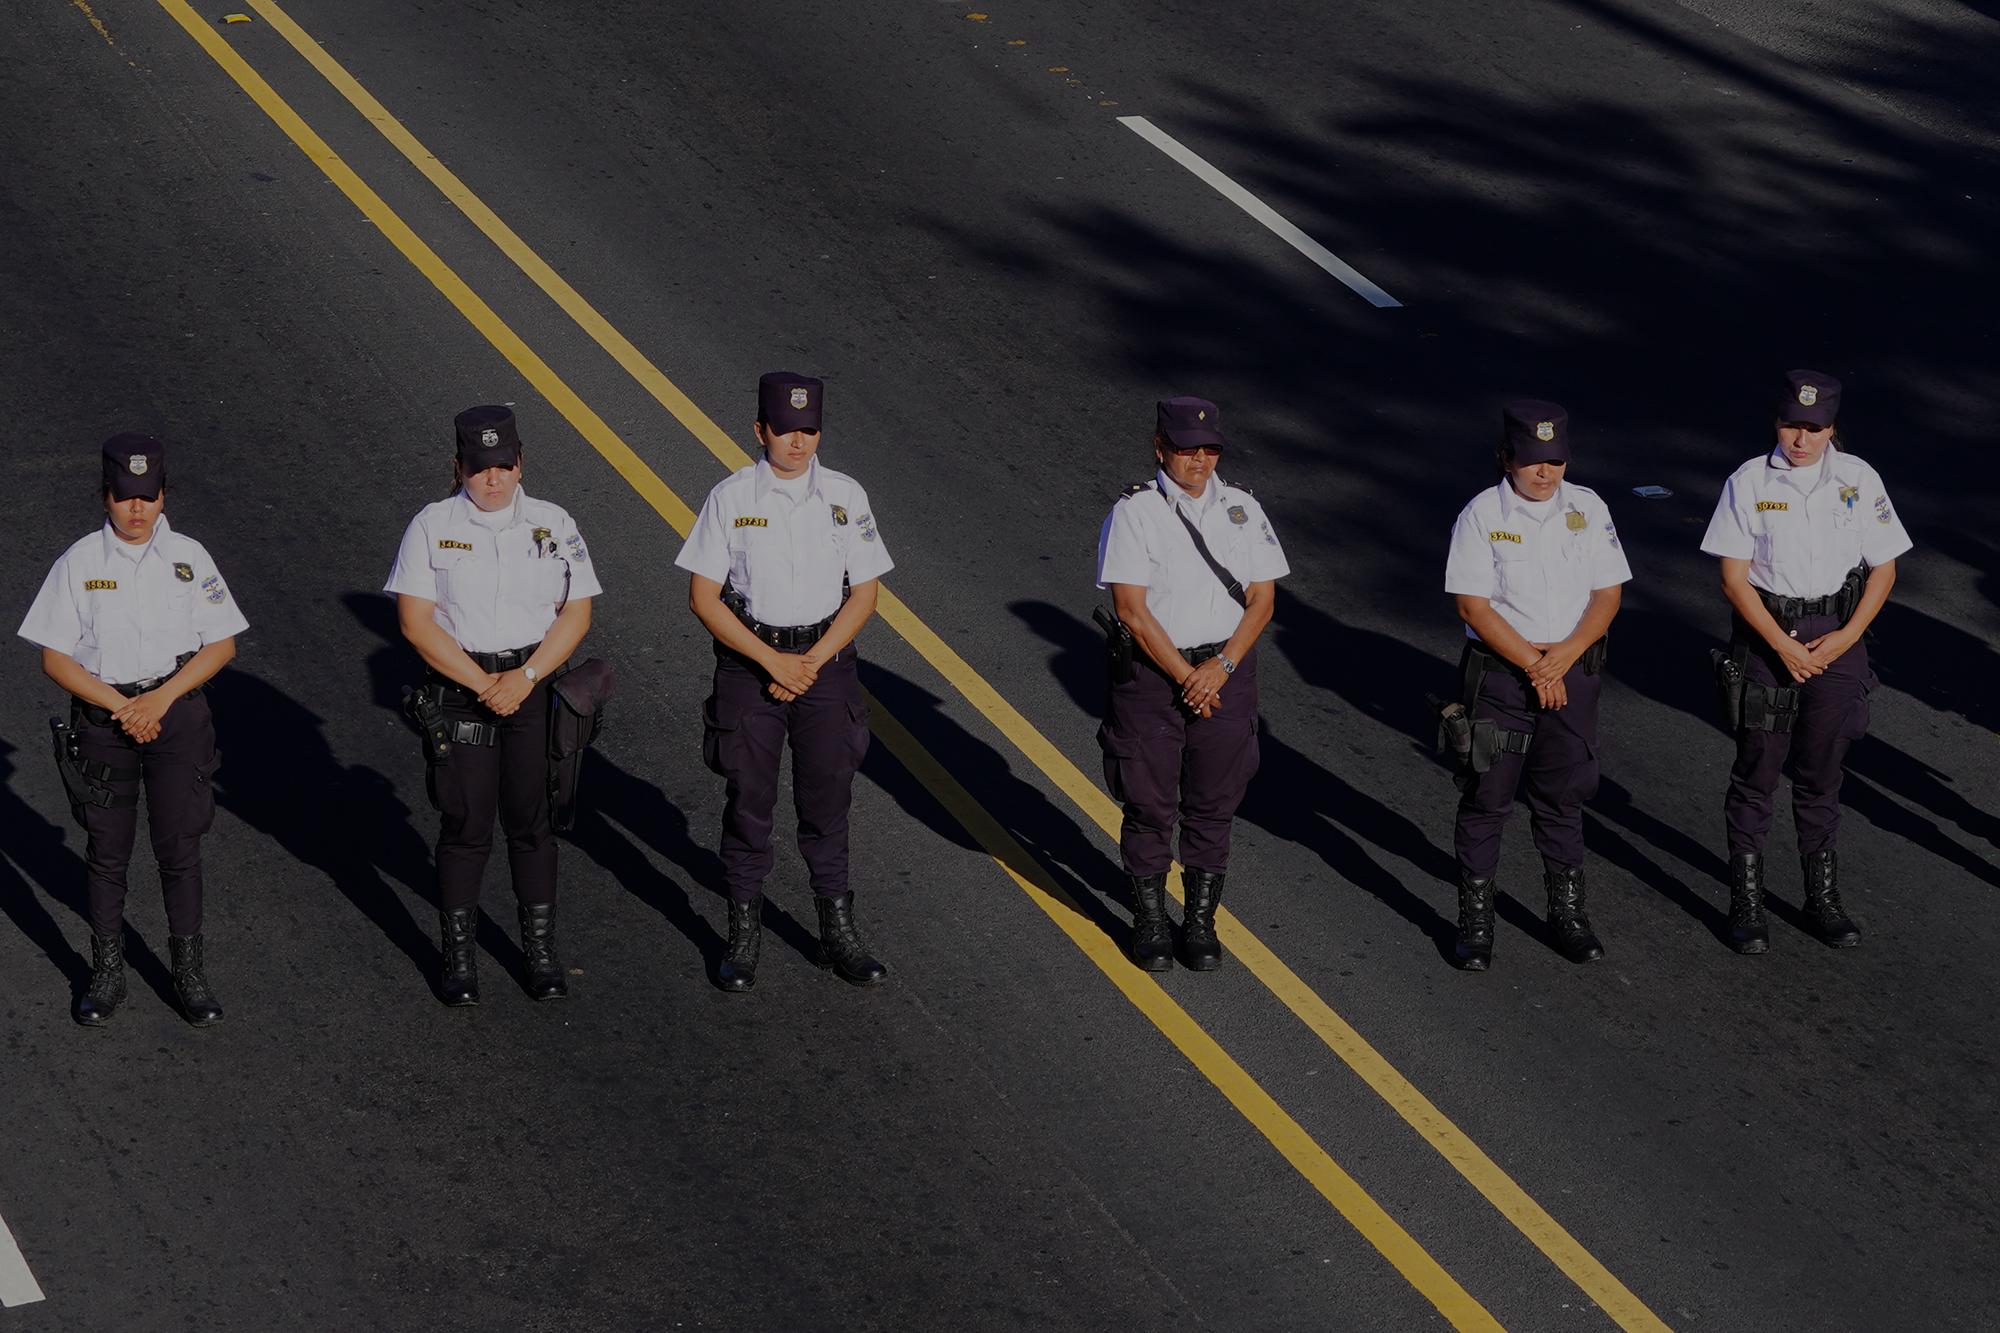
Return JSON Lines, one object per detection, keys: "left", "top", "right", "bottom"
{"left": 0, "top": 1205, "right": 44, "bottom": 1307}
{"left": 1118, "top": 114, "right": 1403, "bottom": 308}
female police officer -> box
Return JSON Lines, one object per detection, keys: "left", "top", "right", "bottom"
{"left": 385, "top": 405, "right": 602, "bottom": 1005}
{"left": 18, "top": 433, "right": 246, "bottom": 1026}
{"left": 1443, "top": 401, "right": 1630, "bottom": 971}
{"left": 1096, "top": 396, "right": 1288, "bottom": 973}
{"left": 1699, "top": 371, "right": 1910, "bottom": 953}
{"left": 676, "top": 372, "right": 892, "bottom": 993}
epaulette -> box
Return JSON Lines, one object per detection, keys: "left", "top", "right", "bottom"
{"left": 1120, "top": 481, "right": 1153, "bottom": 499}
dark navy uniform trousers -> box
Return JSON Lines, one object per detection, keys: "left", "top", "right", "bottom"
{"left": 703, "top": 645, "right": 869, "bottom": 904}
{"left": 431, "top": 677, "right": 556, "bottom": 910}
{"left": 1725, "top": 610, "right": 1872, "bottom": 856}
{"left": 1454, "top": 657, "right": 1601, "bottom": 879}
{"left": 1099, "top": 648, "right": 1261, "bottom": 876}
{"left": 75, "top": 691, "right": 219, "bottom": 938}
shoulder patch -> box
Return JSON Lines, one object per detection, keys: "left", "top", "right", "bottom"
{"left": 1120, "top": 481, "right": 1152, "bottom": 499}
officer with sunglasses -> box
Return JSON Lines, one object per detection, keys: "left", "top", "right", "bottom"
{"left": 1095, "top": 397, "right": 1289, "bottom": 972}
{"left": 1699, "top": 371, "right": 1910, "bottom": 953}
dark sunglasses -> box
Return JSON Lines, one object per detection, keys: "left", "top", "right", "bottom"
{"left": 1168, "top": 444, "right": 1222, "bottom": 457}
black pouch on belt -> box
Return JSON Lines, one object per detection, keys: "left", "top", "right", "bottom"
{"left": 1709, "top": 647, "right": 1746, "bottom": 732}
{"left": 547, "top": 658, "right": 616, "bottom": 833}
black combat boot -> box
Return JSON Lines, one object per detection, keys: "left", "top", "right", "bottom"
{"left": 1801, "top": 849, "right": 1860, "bottom": 948}
{"left": 74, "top": 932, "right": 127, "bottom": 1026}
{"left": 437, "top": 905, "right": 480, "bottom": 1007}
{"left": 814, "top": 891, "right": 887, "bottom": 987}
{"left": 519, "top": 903, "right": 568, "bottom": 1000}
{"left": 1179, "top": 870, "right": 1226, "bottom": 971}
{"left": 1545, "top": 865, "right": 1605, "bottom": 964}
{"left": 1454, "top": 871, "right": 1495, "bottom": 972}
{"left": 168, "top": 934, "right": 225, "bottom": 1027}
{"left": 717, "top": 897, "right": 762, "bottom": 993}
{"left": 1726, "top": 852, "right": 1769, "bottom": 955}
{"left": 1127, "top": 873, "right": 1174, "bottom": 972}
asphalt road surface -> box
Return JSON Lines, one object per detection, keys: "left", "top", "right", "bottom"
{"left": 2, "top": 1, "right": 1996, "bottom": 1330}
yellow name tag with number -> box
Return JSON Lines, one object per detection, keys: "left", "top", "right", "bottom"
{"left": 1755, "top": 501, "right": 1788, "bottom": 512}
{"left": 1488, "top": 530, "right": 1522, "bottom": 544}
{"left": 83, "top": 579, "right": 117, "bottom": 591}
{"left": 437, "top": 539, "right": 473, "bottom": 550}
{"left": 734, "top": 517, "right": 769, "bottom": 528}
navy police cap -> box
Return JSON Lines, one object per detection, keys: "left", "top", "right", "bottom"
{"left": 1780, "top": 370, "right": 1840, "bottom": 428}
{"left": 455, "top": 404, "right": 523, "bottom": 472}
{"left": 759, "top": 372, "right": 824, "bottom": 434}
{"left": 102, "top": 432, "right": 165, "bottom": 501}
{"left": 1501, "top": 400, "right": 1571, "bottom": 466}
{"left": 1157, "top": 396, "right": 1226, "bottom": 450}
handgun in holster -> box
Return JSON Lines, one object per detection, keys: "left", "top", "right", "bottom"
{"left": 49, "top": 715, "right": 137, "bottom": 828}
{"left": 401, "top": 683, "right": 453, "bottom": 764}
{"left": 1093, "top": 606, "right": 1136, "bottom": 684}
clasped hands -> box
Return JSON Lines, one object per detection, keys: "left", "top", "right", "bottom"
{"left": 1523, "top": 642, "right": 1581, "bottom": 710}
{"left": 1180, "top": 658, "right": 1228, "bottom": 718}
{"left": 111, "top": 690, "right": 174, "bottom": 743}
{"left": 1774, "top": 628, "right": 1856, "bottom": 685}
{"left": 764, "top": 649, "right": 825, "bottom": 703}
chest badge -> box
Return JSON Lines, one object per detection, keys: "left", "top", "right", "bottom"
{"left": 1565, "top": 510, "right": 1587, "bottom": 532}
{"left": 532, "top": 526, "right": 552, "bottom": 544}
{"left": 1839, "top": 486, "right": 1859, "bottom": 509}
{"left": 1227, "top": 505, "right": 1248, "bottom": 525}
{"left": 174, "top": 562, "right": 195, "bottom": 582}
{"left": 830, "top": 504, "right": 849, "bottom": 526}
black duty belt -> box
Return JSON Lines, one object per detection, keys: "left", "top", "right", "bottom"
{"left": 110, "top": 651, "right": 198, "bottom": 699}
{"left": 1181, "top": 641, "right": 1229, "bottom": 667}
{"left": 723, "top": 607, "right": 836, "bottom": 652}
{"left": 1754, "top": 563, "right": 1866, "bottom": 631}
{"left": 467, "top": 643, "right": 540, "bottom": 673}
{"left": 1756, "top": 586, "right": 1850, "bottom": 627}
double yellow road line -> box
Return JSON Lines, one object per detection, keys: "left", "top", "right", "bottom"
{"left": 139, "top": 3, "right": 1670, "bottom": 1327}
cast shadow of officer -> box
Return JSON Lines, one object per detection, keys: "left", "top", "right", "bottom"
{"left": 562, "top": 750, "right": 822, "bottom": 976}
{"left": 854, "top": 659, "right": 1132, "bottom": 947}
{"left": 333, "top": 591, "right": 527, "bottom": 981}
{"left": 0, "top": 736, "right": 181, "bottom": 1008}
{"left": 203, "top": 663, "right": 448, "bottom": 983}
{"left": 1009, "top": 597, "right": 1467, "bottom": 964}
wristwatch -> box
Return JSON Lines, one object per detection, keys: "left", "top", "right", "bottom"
{"left": 1217, "top": 654, "right": 1237, "bottom": 675}
{"left": 522, "top": 665, "right": 540, "bottom": 684}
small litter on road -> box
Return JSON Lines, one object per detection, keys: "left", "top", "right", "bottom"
{"left": 1632, "top": 485, "right": 1673, "bottom": 498}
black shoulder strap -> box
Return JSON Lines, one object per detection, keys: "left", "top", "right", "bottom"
{"left": 1120, "top": 481, "right": 1151, "bottom": 498}
{"left": 1161, "top": 486, "right": 1248, "bottom": 608}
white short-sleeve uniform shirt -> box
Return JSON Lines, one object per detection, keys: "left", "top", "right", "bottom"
{"left": 18, "top": 516, "right": 249, "bottom": 684}
{"left": 1096, "top": 471, "right": 1290, "bottom": 647}
{"left": 1444, "top": 479, "right": 1632, "bottom": 643}
{"left": 383, "top": 488, "right": 604, "bottom": 652}
{"left": 675, "top": 458, "right": 893, "bottom": 627}
{"left": 1698, "top": 447, "right": 1912, "bottom": 598}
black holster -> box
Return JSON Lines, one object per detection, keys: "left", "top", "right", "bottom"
{"left": 1093, "top": 606, "right": 1136, "bottom": 685}
{"left": 547, "top": 658, "right": 615, "bottom": 833}
{"left": 49, "top": 714, "right": 137, "bottom": 828}
{"left": 1712, "top": 641, "right": 1799, "bottom": 735}
{"left": 401, "top": 682, "right": 454, "bottom": 766}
